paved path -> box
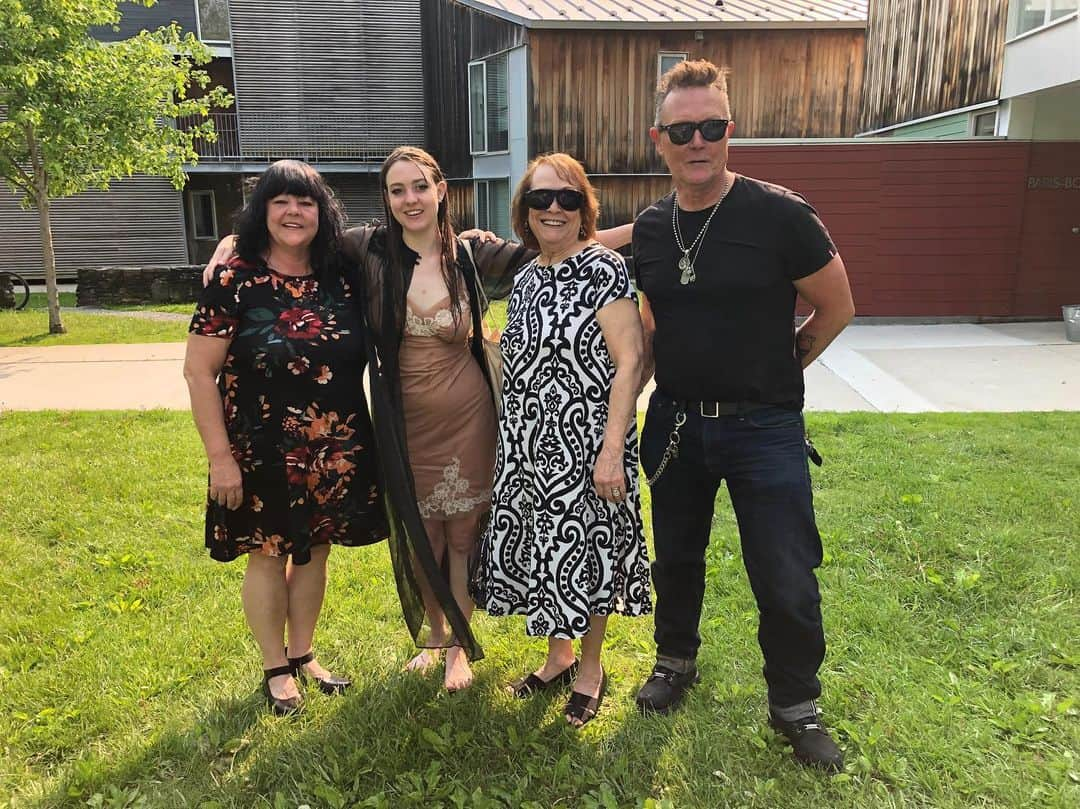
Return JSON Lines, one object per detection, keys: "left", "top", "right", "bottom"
{"left": 1, "top": 322, "right": 1077, "bottom": 412}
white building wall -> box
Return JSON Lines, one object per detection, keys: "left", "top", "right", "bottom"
{"left": 1001, "top": 14, "right": 1080, "bottom": 99}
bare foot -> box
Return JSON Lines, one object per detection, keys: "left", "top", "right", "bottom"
{"left": 534, "top": 653, "right": 577, "bottom": 683}
{"left": 405, "top": 649, "right": 443, "bottom": 674}
{"left": 266, "top": 672, "right": 302, "bottom": 701}
{"left": 444, "top": 646, "right": 473, "bottom": 692}
{"left": 565, "top": 666, "right": 604, "bottom": 728}
{"left": 296, "top": 656, "right": 334, "bottom": 681}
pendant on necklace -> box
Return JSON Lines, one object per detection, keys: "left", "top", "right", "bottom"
{"left": 678, "top": 252, "right": 696, "bottom": 285}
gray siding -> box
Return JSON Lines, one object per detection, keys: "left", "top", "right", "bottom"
{"left": 1, "top": 178, "right": 187, "bottom": 281}
{"left": 94, "top": 0, "right": 198, "bottom": 41}
{"left": 328, "top": 175, "right": 384, "bottom": 227}
{"left": 229, "top": 1, "right": 425, "bottom": 160}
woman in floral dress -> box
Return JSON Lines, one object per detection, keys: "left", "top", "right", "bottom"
{"left": 184, "top": 160, "right": 387, "bottom": 715}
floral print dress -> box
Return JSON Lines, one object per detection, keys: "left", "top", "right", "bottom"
{"left": 190, "top": 258, "right": 387, "bottom": 564}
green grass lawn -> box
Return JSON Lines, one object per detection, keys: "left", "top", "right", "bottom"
{"left": 1, "top": 412, "right": 1077, "bottom": 809}
{"left": 26, "top": 293, "right": 78, "bottom": 309}
{"left": 1, "top": 294, "right": 188, "bottom": 347}
{"left": 23, "top": 292, "right": 193, "bottom": 316}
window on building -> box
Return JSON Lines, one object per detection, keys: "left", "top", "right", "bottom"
{"left": 1011, "top": 0, "right": 1078, "bottom": 38}
{"left": 658, "top": 52, "right": 688, "bottom": 83}
{"left": 190, "top": 190, "right": 218, "bottom": 240}
{"left": 475, "top": 179, "right": 511, "bottom": 239}
{"left": 972, "top": 110, "right": 998, "bottom": 137}
{"left": 469, "top": 53, "right": 509, "bottom": 154}
{"left": 196, "top": 0, "right": 231, "bottom": 44}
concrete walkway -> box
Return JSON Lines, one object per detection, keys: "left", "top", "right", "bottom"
{"left": 1, "top": 322, "right": 1077, "bottom": 412}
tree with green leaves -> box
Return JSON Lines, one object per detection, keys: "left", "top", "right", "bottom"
{"left": 0, "top": 0, "right": 232, "bottom": 333}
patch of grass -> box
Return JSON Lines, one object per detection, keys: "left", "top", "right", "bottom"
{"left": 24, "top": 292, "right": 192, "bottom": 315}
{"left": 0, "top": 309, "right": 186, "bottom": 346}
{"left": 26, "top": 293, "right": 78, "bottom": 309}
{"left": 0, "top": 412, "right": 1076, "bottom": 808}
{"left": 102, "top": 302, "right": 196, "bottom": 315}
{"left": 488, "top": 299, "right": 508, "bottom": 332}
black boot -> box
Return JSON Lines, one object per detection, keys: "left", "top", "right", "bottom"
{"left": 768, "top": 708, "right": 844, "bottom": 772}
{"left": 635, "top": 662, "right": 700, "bottom": 715}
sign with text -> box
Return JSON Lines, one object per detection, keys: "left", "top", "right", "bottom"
{"left": 1027, "top": 176, "right": 1080, "bottom": 190}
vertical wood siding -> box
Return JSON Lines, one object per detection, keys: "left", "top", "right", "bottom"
{"left": 446, "top": 181, "right": 478, "bottom": 231}
{"left": 0, "top": 178, "right": 187, "bottom": 280}
{"left": 529, "top": 27, "right": 866, "bottom": 174}
{"left": 423, "top": 1, "right": 527, "bottom": 179}
{"left": 93, "top": 0, "right": 197, "bottom": 41}
{"left": 228, "top": 1, "right": 425, "bottom": 160}
{"left": 858, "top": 0, "right": 1008, "bottom": 132}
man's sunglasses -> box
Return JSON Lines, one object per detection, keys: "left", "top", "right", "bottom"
{"left": 523, "top": 188, "right": 585, "bottom": 211}
{"left": 657, "top": 118, "right": 730, "bottom": 146}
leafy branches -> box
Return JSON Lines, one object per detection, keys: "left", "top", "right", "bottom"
{"left": 0, "top": 0, "right": 233, "bottom": 332}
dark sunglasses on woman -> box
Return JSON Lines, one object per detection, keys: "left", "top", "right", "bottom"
{"left": 657, "top": 118, "right": 730, "bottom": 146}
{"left": 523, "top": 188, "right": 585, "bottom": 211}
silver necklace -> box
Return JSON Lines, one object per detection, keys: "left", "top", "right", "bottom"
{"left": 672, "top": 173, "right": 732, "bottom": 285}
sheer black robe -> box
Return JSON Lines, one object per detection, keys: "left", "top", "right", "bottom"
{"left": 343, "top": 226, "right": 532, "bottom": 661}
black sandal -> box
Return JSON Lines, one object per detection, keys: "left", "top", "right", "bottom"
{"left": 564, "top": 672, "right": 607, "bottom": 727}
{"left": 262, "top": 664, "right": 303, "bottom": 716}
{"left": 509, "top": 658, "right": 580, "bottom": 699}
{"left": 287, "top": 649, "right": 351, "bottom": 695}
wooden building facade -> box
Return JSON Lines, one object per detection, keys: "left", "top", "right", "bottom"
{"left": 427, "top": 0, "right": 869, "bottom": 233}
{"left": 857, "top": 0, "right": 1010, "bottom": 136}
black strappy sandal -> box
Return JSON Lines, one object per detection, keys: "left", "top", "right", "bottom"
{"left": 564, "top": 671, "right": 607, "bottom": 727}
{"left": 262, "top": 664, "right": 303, "bottom": 716}
{"left": 509, "top": 658, "right": 580, "bottom": 699}
{"left": 287, "top": 650, "right": 352, "bottom": 695}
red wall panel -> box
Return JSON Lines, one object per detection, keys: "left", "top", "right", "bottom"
{"left": 725, "top": 140, "right": 1080, "bottom": 318}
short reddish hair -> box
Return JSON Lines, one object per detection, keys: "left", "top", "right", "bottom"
{"left": 655, "top": 59, "right": 731, "bottom": 124}
{"left": 511, "top": 153, "right": 599, "bottom": 249}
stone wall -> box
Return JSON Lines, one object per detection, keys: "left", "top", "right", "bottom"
{"left": 77, "top": 265, "right": 204, "bottom": 307}
{"left": 0, "top": 272, "right": 14, "bottom": 309}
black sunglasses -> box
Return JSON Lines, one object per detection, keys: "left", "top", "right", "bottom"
{"left": 523, "top": 188, "right": 585, "bottom": 211}
{"left": 657, "top": 118, "right": 730, "bottom": 146}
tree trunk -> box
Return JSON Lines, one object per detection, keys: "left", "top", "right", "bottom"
{"left": 36, "top": 190, "right": 65, "bottom": 334}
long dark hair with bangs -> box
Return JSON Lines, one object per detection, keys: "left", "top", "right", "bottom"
{"left": 378, "top": 147, "right": 463, "bottom": 329}
{"left": 235, "top": 159, "right": 346, "bottom": 276}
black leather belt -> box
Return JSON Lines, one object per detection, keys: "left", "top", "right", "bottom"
{"left": 687, "top": 400, "right": 771, "bottom": 418}
{"left": 658, "top": 391, "right": 772, "bottom": 418}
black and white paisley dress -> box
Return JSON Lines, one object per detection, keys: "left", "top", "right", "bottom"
{"left": 472, "top": 243, "right": 652, "bottom": 638}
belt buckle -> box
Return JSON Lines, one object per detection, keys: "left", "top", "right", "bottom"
{"left": 699, "top": 401, "right": 720, "bottom": 418}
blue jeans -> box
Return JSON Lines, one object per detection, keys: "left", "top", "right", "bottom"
{"left": 641, "top": 391, "right": 826, "bottom": 707}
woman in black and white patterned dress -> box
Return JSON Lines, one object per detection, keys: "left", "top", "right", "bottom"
{"left": 471, "top": 154, "right": 651, "bottom": 727}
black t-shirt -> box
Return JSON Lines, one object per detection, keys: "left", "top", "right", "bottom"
{"left": 633, "top": 175, "right": 836, "bottom": 410}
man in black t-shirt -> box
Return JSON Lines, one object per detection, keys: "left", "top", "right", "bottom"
{"left": 633, "top": 60, "right": 855, "bottom": 773}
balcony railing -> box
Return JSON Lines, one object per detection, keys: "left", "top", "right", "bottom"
{"left": 176, "top": 112, "right": 404, "bottom": 164}
{"left": 178, "top": 111, "right": 241, "bottom": 160}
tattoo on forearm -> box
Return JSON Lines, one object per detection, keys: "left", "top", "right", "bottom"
{"left": 796, "top": 333, "right": 817, "bottom": 360}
